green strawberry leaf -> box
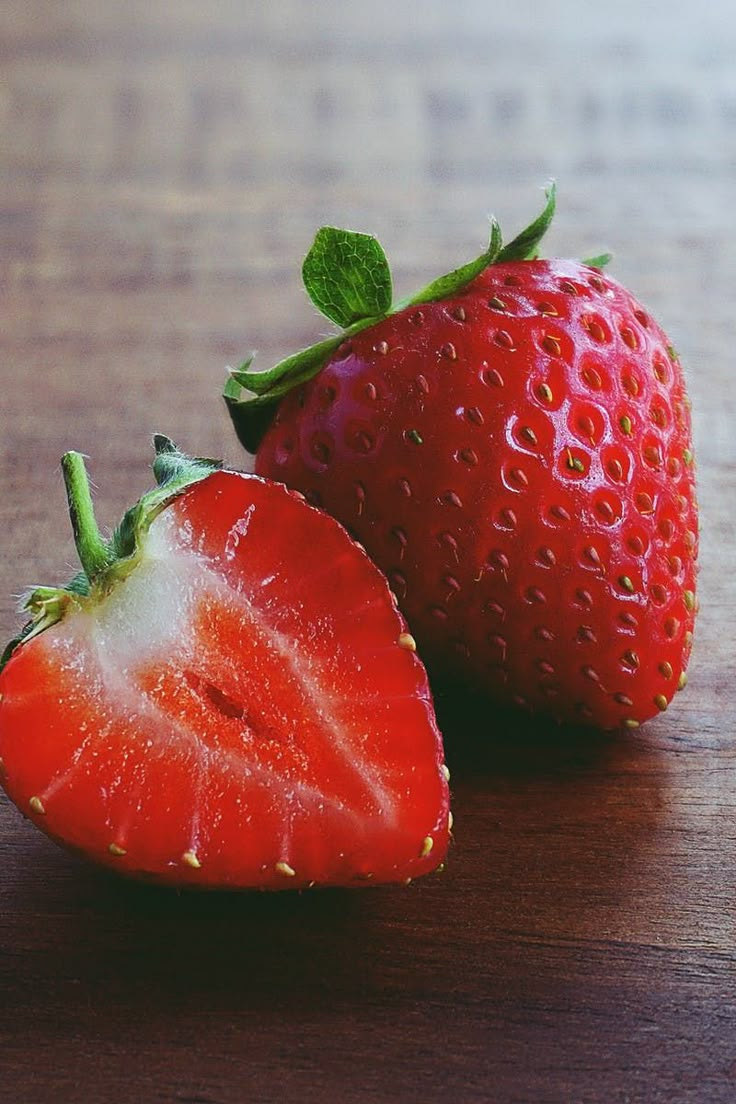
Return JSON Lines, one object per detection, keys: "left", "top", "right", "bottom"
{"left": 111, "top": 436, "right": 224, "bottom": 562}
{"left": 1, "top": 438, "right": 227, "bottom": 672}
{"left": 225, "top": 389, "right": 284, "bottom": 455}
{"left": 151, "top": 434, "right": 222, "bottom": 488}
{"left": 227, "top": 215, "right": 505, "bottom": 441}
{"left": 224, "top": 340, "right": 353, "bottom": 454}
{"left": 495, "top": 182, "right": 556, "bottom": 263}
{"left": 302, "top": 227, "right": 393, "bottom": 327}
{"left": 226, "top": 339, "right": 344, "bottom": 399}
{"left": 583, "top": 252, "right": 613, "bottom": 268}
{"left": 398, "top": 217, "right": 503, "bottom": 310}
{"left": 224, "top": 320, "right": 385, "bottom": 452}
{"left": 223, "top": 182, "right": 608, "bottom": 455}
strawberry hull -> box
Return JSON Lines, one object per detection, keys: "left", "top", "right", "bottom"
{"left": 255, "top": 260, "right": 698, "bottom": 730}
{"left": 0, "top": 465, "right": 451, "bottom": 888}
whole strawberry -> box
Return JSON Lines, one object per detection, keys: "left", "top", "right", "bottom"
{"left": 225, "top": 187, "right": 698, "bottom": 730}
{"left": 0, "top": 438, "right": 450, "bottom": 887}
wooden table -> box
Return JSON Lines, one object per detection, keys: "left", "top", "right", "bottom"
{"left": 2, "top": 3, "right": 734, "bottom": 1101}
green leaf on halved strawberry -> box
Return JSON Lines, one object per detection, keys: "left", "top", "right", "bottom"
{"left": 1, "top": 436, "right": 221, "bottom": 669}
{"left": 0, "top": 439, "right": 451, "bottom": 888}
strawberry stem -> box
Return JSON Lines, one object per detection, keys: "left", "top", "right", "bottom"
{"left": 2, "top": 438, "right": 223, "bottom": 672}
{"left": 61, "top": 452, "right": 113, "bottom": 583}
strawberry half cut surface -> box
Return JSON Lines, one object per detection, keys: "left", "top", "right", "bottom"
{"left": 0, "top": 438, "right": 450, "bottom": 889}
{"left": 226, "top": 185, "right": 699, "bottom": 731}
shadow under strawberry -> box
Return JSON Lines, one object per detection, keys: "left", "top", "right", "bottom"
{"left": 431, "top": 678, "right": 619, "bottom": 781}
{"left": 1, "top": 828, "right": 456, "bottom": 1016}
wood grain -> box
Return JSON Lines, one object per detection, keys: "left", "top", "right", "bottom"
{"left": 1, "top": 2, "right": 735, "bottom": 1102}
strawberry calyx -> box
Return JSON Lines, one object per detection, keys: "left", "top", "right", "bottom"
{"left": 0, "top": 436, "right": 222, "bottom": 671}
{"left": 224, "top": 183, "right": 568, "bottom": 452}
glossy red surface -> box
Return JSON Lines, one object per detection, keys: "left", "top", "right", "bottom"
{"left": 258, "top": 261, "right": 698, "bottom": 727}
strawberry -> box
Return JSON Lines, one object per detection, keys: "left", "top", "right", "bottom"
{"left": 0, "top": 437, "right": 450, "bottom": 888}
{"left": 225, "top": 186, "right": 698, "bottom": 730}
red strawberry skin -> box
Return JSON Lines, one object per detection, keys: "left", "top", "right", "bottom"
{"left": 256, "top": 260, "right": 698, "bottom": 729}
{"left": 0, "top": 470, "right": 450, "bottom": 887}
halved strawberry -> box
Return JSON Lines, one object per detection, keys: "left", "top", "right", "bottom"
{"left": 0, "top": 437, "right": 450, "bottom": 888}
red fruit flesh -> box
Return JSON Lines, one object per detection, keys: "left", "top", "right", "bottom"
{"left": 0, "top": 472, "right": 450, "bottom": 887}
{"left": 256, "top": 260, "right": 698, "bottom": 729}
